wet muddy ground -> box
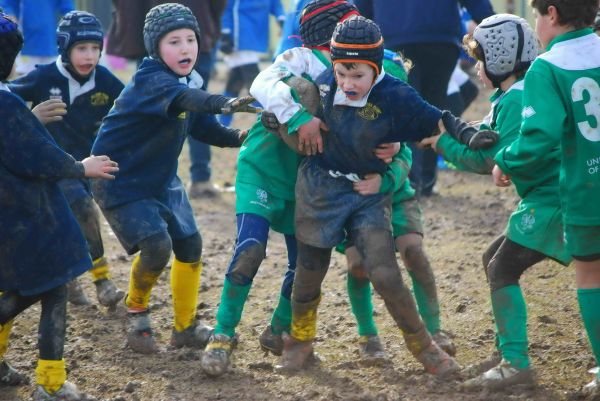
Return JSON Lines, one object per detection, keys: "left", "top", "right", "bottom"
{"left": 1, "top": 66, "right": 595, "bottom": 401}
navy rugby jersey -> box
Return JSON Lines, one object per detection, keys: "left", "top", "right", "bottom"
{"left": 313, "top": 67, "right": 441, "bottom": 177}
{"left": 9, "top": 61, "right": 124, "bottom": 161}
{"left": 0, "top": 88, "right": 91, "bottom": 295}
{"left": 91, "top": 58, "right": 241, "bottom": 209}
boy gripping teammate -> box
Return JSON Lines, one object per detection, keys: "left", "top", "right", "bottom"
{"left": 91, "top": 3, "right": 258, "bottom": 354}
{"left": 423, "top": 14, "right": 570, "bottom": 389}
{"left": 9, "top": 11, "right": 126, "bottom": 308}
{"left": 277, "top": 16, "right": 495, "bottom": 376}
{"left": 0, "top": 12, "right": 118, "bottom": 400}
{"left": 200, "top": 0, "right": 381, "bottom": 377}
{"left": 492, "top": 0, "right": 600, "bottom": 395}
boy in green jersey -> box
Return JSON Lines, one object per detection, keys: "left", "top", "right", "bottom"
{"left": 424, "top": 13, "right": 571, "bottom": 390}
{"left": 492, "top": 0, "right": 600, "bottom": 395}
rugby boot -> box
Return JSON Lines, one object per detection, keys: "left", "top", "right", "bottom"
{"left": 463, "top": 359, "right": 535, "bottom": 390}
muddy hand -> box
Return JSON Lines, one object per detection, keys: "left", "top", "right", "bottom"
{"left": 468, "top": 130, "right": 499, "bottom": 150}
{"left": 492, "top": 164, "right": 511, "bottom": 187}
{"left": 375, "top": 142, "right": 400, "bottom": 163}
{"left": 221, "top": 96, "right": 262, "bottom": 114}
{"left": 82, "top": 155, "right": 119, "bottom": 179}
{"left": 32, "top": 99, "right": 67, "bottom": 125}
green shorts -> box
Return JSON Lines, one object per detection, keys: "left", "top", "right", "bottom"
{"left": 335, "top": 196, "right": 424, "bottom": 254}
{"left": 564, "top": 224, "right": 600, "bottom": 260}
{"left": 391, "top": 196, "right": 424, "bottom": 238}
{"left": 235, "top": 181, "right": 295, "bottom": 235}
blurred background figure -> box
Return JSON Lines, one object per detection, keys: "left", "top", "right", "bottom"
{"left": 0, "top": 0, "right": 74, "bottom": 76}
{"left": 218, "top": 0, "right": 286, "bottom": 127}
{"left": 354, "top": 0, "right": 494, "bottom": 197}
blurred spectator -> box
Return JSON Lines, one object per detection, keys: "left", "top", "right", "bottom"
{"left": 0, "top": 0, "right": 74, "bottom": 75}
{"left": 218, "top": 0, "right": 285, "bottom": 127}
{"left": 274, "top": 0, "right": 306, "bottom": 57}
{"left": 354, "top": 0, "right": 494, "bottom": 197}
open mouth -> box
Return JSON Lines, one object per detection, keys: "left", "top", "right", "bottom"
{"left": 178, "top": 58, "right": 192, "bottom": 67}
{"left": 77, "top": 64, "right": 94, "bottom": 74}
{"left": 345, "top": 91, "right": 358, "bottom": 97}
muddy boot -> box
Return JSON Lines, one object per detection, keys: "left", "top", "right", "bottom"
{"left": 94, "top": 278, "right": 125, "bottom": 308}
{"left": 201, "top": 334, "right": 235, "bottom": 377}
{"left": 405, "top": 328, "right": 459, "bottom": 377}
{"left": 171, "top": 321, "right": 213, "bottom": 349}
{"left": 0, "top": 360, "right": 29, "bottom": 386}
{"left": 583, "top": 376, "right": 600, "bottom": 400}
{"left": 416, "top": 341, "right": 460, "bottom": 377}
{"left": 274, "top": 333, "right": 316, "bottom": 374}
{"left": 432, "top": 330, "right": 456, "bottom": 357}
{"left": 67, "top": 279, "right": 90, "bottom": 306}
{"left": 126, "top": 311, "right": 158, "bottom": 354}
{"left": 357, "top": 335, "right": 388, "bottom": 363}
{"left": 259, "top": 325, "right": 284, "bottom": 356}
{"left": 463, "top": 359, "right": 535, "bottom": 391}
{"left": 33, "top": 381, "right": 83, "bottom": 401}
{"left": 462, "top": 351, "right": 502, "bottom": 377}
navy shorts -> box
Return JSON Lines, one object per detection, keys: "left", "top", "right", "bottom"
{"left": 100, "top": 177, "right": 198, "bottom": 254}
{"left": 295, "top": 159, "right": 392, "bottom": 248}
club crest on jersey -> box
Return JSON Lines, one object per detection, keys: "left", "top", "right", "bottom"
{"left": 319, "top": 84, "right": 330, "bottom": 99}
{"left": 91, "top": 92, "right": 109, "bottom": 106}
{"left": 178, "top": 111, "right": 187, "bottom": 119}
{"left": 357, "top": 103, "right": 381, "bottom": 121}
{"left": 49, "top": 87, "right": 63, "bottom": 101}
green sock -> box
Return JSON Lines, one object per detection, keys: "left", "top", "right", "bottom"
{"left": 408, "top": 270, "right": 441, "bottom": 334}
{"left": 491, "top": 285, "right": 530, "bottom": 369}
{"left": 577, "top": 287, "right": 600, "bottom": 379}
{"left": 214, "top": 279, "right": 252, "bottom": 337}
{"left": 347, "top": 274, "right": 378, "bottom": 336}
{"left": 270, "top": 294, "right": 292, "bottom": 335}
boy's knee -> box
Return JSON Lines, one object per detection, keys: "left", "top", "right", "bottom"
{"left": 227, "top": 242, "right": 266, "bottom": 286}
{"left": 138, "top": 232, "right": 172, "bottom": 273}
{"left": 369, "top": 264, "right": 404, "bottom": 296}
{"left": 297, "top": 243, "right": 330, "bottom": 272}
{"left": 172, "top": 232, "right": 202, "bottom": 262}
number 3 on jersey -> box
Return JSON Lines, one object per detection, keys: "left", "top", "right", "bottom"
{"left": 572, "top": 77, "right": 600, "bottom": 142}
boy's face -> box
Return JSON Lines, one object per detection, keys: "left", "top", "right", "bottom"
{"left": 334, "top": 63, "right": 376, "bottom": 101}
{"left": 476, "top": 61, "right": 493, "bottom": 89}
{"left": 158, "top": 28, "right": 198, "bottom": 76}
{"left": 69, "top": 41, "right": 101, "bottom": 77}
{"left": 534, "top": 7, "right": 559, "bottom": 48}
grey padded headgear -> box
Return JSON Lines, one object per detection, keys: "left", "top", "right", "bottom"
{"left": 143, "top": 3, "right": 201, "bottom": 60}
{"left": 473, "top": 14, "right": 539, "bottom": 87}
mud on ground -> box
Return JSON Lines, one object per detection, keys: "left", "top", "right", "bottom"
{"left": 0, "top": 67, "right": 594, "bottom": 401}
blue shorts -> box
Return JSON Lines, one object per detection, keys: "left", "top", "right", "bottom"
{"left": 100, "top": 177, "right": 198, "bottom": 254}
{"left": 58, "top": 178, "right": 91, "bottom": 205}
{"left": 295, "top": 159, "right": 392, "bottom": 248}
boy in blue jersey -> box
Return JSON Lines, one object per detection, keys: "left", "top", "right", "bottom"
{"left": 9, "top": 11, "right": 126, "bottom": 309}
{"left": 0, "top": 12, "right": 118, "bottom": 400}
{"left": 278, "top": 16, "right": 496, "bottom": 375}
{"left": 91, "top": 3, "right": 259, "bottom": 354}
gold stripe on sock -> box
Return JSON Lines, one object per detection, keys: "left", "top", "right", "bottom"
{"left": 35, "top": 359, "right": 66, "bottom": 394}
{"left": 90, "top": 257, "right": 110, "bottom": 281}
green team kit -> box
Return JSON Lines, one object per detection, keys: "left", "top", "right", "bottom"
{"left": 495, "top": 28, "right": 600, "bottom": 257}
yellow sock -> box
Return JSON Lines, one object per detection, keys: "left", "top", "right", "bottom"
{"left": 291, "top": 296, "right": 321, "bottom": 342}
{"left": 0, "top": 320, "right": 13, "bottom": 359}
{"left": 171, "top": 259, "right": 202, "bottom": 332}
{"left": 89, "top": 257, "right": 110, "bottom": 282}
{"left": 125, "top": 255, "right": 161, "bottom": 311}
{"left": 35, "top": 359, "right": 66, "bottom": 394}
